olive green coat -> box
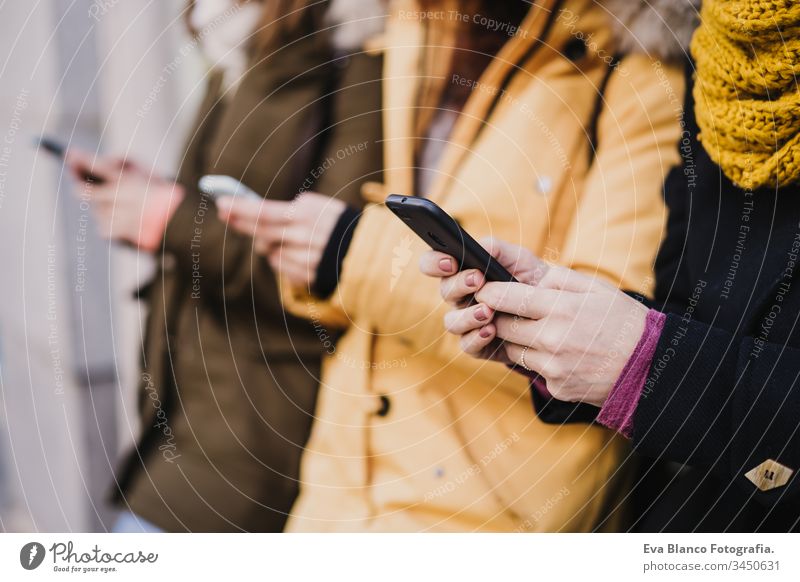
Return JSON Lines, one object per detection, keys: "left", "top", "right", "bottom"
{"left": 114, "top": 31, "right": 383, "bottom": 531}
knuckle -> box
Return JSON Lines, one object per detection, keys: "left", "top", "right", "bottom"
{"left": 542, "top": 267, "right": 565, "bottom": 288}
{"left": 516, "top": 290, "right": 534, "bottom": 317}
{"left": 475, "top": 284, "right": 495, "bottom": 305}
{"left": 537, "top": 332, "right": 557, "bottom": 352}
{"left": 566, "top": 293, "right": 583, "bottom": 310}
{"left": 545, "top": 381, "right": 562, "bottom": 398}
{"left": 457, "top": 271, "right": 473, "bottom": 293}
{"left": 504, "top": 315, "right": 522, "bottom": 335}
{"left": 532, "top": 262, "right": 549, "bottom": 281}
{"left": 543, "top": 361, "right": 564, "bottom": 381}
{"left": 552, "top": 295, "right": 576, "bottom": 318}
{"left": 498, "top": 314, "right": 519, "bottom": 337}
{"left": 541, "top": 273, "right": 558, "bottom": 290}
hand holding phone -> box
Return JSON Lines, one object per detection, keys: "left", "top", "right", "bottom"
{"left": 385, "top": 194, "right": 518, "bottom": 283}
{"left": 35, "top": 136, "right": 105, "bottom": 184}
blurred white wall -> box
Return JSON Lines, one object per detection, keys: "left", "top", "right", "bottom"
{"left": 0, "top": 0, "right": 202, "bottom": 532}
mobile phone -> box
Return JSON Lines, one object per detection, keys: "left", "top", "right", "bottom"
{"left": 198, "top": 175, "right": 262, "bottom": 202}
{"left": 35, "top": 136, "right": 105, "bottom": 184}
{"left": 385, "top": 194, "right": 518, "bottom": 283}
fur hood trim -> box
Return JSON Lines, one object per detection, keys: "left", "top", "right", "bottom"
{"left": 602, "top": 0, "right": 701, "bottom": 62}
{"left": 326, "top": 0, "right": 388, "bottom": 52}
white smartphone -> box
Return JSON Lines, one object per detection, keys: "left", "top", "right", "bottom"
{"left": 198, "top": 174, "right": 262, "bottom": 202}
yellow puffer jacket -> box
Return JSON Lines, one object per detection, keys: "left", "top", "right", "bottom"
{"left": 284, "top": 0, "right": 685, "bottom": 531}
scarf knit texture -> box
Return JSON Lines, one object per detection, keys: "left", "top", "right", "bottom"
{"left": 691, "top": 0, "right": 800, "bottom": 190}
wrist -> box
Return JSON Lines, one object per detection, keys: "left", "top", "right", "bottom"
{"left": 603, "top": 302, "right": 649, "bottom": 404}
{"left": 312, "top": 203, "right": 361, "bottom": 298}
{"left": 141, "top": 181, "right": 185, "bottom": 252}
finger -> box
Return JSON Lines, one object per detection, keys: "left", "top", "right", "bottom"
{"left": 90, "top": 155, "right": 127, "bottom": 178}
{"left": 215, "top": 196, "right": 235, "bottom": 221}
{"left": 253, "top": 236, "right": 281, "bottom": 257}
{"left": 419, "top": 250, "right": 458, "bottom": 277}
{"left": 539, "top": 266, "right": 595, "bottom": 293}
{"left": 272, "top": 246, "right": 314, "bottom": 276}
{"left": 439, "top": 269, "right": 484, "bottom": 304}
{"left": 228, "top": 216, "right": 259, "bottom": 238}
{"left": 236, "top": 221, "right": 290, "bottom": 256}
{"left": 268, "top": 253, "right": 311, "bottom": 286}
{"left": 460, "top": 325, "right": 497, "bottom": 357}
{"left": 87, "top": 185, "right": 116, "bottom": 205}
{"left": 258, "top": 224, "right": 307, "bottom": 249}
{"left": 116, "top": 157, "right": 148, "bottom": 174}
{"left": 217, "top": 197, "right": 291, "bottom": 227}
{"left": 443, "top": 303, "right": 494, "bottom": 335}
{"left": 479, "top": 236, "right": 548, "bottom": 281}
{"left": 276, "top": 226, "right": 321, "bottom": 248}
{"left": 219, "top": 207, "right": 262, "bottom": 240}
{"left": 64, "top": 149, "right": 99, "bottom": 184}
{"left": 503, "top": 342, "right": 545, "bottom": 372}
{"left": 65, "top": 150, "right": 120, "bottom": 182}
{"left": 253, "top": 237, "right": 271, "bottom": 256}
{"left": 493, "top": 314, "right": 547, "bottom": 348}
{"left": 101, "top": 156, "right": 128, "bottom": 172}
{"left": 475, "top": 282, "right": 568, "bottom": 319}
{"left": 254, "top": 199, "right": 293, "bottom": 227}
{"left": 502, "top": 342, "right": 569, "bottom": 388}
{"left": 215, "top": 196, "right": 260, "bottom": 221}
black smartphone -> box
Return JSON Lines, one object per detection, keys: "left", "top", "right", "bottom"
{"left": 35, "top": 136, "right": 104, "bottom": 184}
{"left": 385, "top": 194, "right": 518, "bottom": 283}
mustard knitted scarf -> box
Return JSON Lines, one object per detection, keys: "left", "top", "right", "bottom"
{"left": 691, "top": 0, "right": 800, "bottom": 190}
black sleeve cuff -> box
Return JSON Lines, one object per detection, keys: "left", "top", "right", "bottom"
{"left": 510, "top": 364, "right": 601, "bottom": 424}
{"left": 311, "top": 204, "right": 361, "bottom": 299}
{"left": 530, "top": 386, "right": 602, "bottom": 425}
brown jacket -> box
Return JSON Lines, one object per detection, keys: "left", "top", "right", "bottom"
{"left": 283, "top": 0, "right": 686, "bottom": 531}
{"left": 114, "top": 25, "right": 384, "bottom": 531}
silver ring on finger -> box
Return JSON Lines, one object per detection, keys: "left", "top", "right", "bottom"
{"left": 519, "top": 345, "right": 533, "bottom": 372}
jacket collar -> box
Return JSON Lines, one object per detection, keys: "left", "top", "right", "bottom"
{"left": 384, "top": 0, "right": 700, "bottom": 200}
{"left": 384, "top": 0, "right": 564, "bottom": 200}
{"left": 429, "top": 0, "right": 564, "bottom": 200}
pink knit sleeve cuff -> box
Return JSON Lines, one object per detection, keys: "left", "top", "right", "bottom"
{"left": 596, "top": 309, "right": 666, "bottom": 438}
